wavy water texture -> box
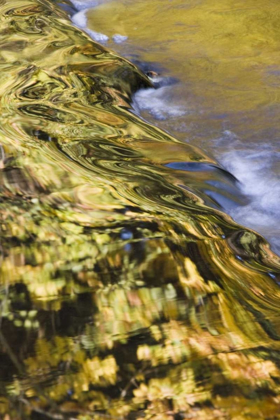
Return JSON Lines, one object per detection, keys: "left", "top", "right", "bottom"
{"left": 83, "top": 0, "right": 280, "bottom": 252}
{"left": 0, "top": 1, "right": 280, "bottom": 419}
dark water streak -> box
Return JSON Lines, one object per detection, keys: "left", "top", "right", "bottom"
{"left": 0, "top": 0, "right": 280, "bottom": 418}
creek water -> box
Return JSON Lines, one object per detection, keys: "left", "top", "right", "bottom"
{"left": 72, "top": 0, "right": 280, "bottom": 254}
{"left": 0, "top": 0, "right": 280, "bottom": 419}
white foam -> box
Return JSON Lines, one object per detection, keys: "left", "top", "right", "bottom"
{"left": 70, "top": 0, "right": 105, "bottom": 11}
{"left": 112, "top": 34, "right": 128, "bottom": 44}
{"left": 85, "top": 27, "right": 109, "bottom": 42}
{"left": 71, "top": 8, "right": 87, "bottom": 26}
{"left": 71, "top": 3, "right": 128, "bottom": 44}
{"left": 133, "top": 85, "right": 186, "bottom": 121}
{"left": 71, "top": 8, "right": 109, "bottom": 43}
{"left": 220, "top": 135, "right": 280, "bottom": 253}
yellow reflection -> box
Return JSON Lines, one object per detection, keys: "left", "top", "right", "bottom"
{"left": 0, "top": 0, "right": 280, "bottom": 419}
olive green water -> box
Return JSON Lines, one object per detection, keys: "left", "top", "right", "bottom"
{"left": 0, "top": 1, "right": 280, "bottom": 419}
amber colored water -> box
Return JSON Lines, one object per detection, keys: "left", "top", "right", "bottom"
{"left": 0, "top": 1, "right": 280, "bottom": 419}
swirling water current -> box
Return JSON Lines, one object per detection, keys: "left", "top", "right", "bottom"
{"left": 0, "top": 0, "right": 280, "bottom": 419}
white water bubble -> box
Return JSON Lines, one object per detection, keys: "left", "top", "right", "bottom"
{"left": 133, "top": 86, "right": 186, "bottom": 121}
{"left": 70, "top": 0, "right": 106, "bottom": 11}
{"left": 220, "top": 138, "right": 280, "bottom": 254}
{"left": 71, "top": 8, "right": 109, "bottom": 42}
{"left": 71, "top": 8, "right": 87, "bottom": 27}
{"left": 112, "top": 34, "right": 128, "bottom": 44}
{"left": 85, "top": 27, "right": 109, "bottom": 42}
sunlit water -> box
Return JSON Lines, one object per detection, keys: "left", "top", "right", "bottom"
{"left": 72, "top": 0, "right": 280, "bottom": 254}
{"left": 0, "top": 0, "right": 280, "bottom": 419}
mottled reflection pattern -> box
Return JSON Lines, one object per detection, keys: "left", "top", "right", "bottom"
{"left": 0, "top": 1, "right": 280, "bottom": 419}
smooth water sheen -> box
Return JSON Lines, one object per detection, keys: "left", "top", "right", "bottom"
{"left": 0, "top": 0, "right": 280, "bottom": 419}
{"left": 81, "top": 0, "right": 280, "bottom": 253}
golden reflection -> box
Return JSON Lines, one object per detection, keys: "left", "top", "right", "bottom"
{"left": 0, "top": 0, "right": 280, "bottom": 419}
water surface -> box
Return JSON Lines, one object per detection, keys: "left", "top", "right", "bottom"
{"left": 0, "top": 0, "right": 280, "bottom": 419}
{"left": 79, "top": 0, "right": 280, "bottom": 252}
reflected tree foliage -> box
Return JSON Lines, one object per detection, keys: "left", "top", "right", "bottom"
{"left": 0, "top": 0, "right": 280, "bottom": 419}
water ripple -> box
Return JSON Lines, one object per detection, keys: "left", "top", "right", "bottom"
{"left": 0, "top": 0, "right": 280, "bottom": 419}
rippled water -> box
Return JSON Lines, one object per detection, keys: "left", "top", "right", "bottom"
{"left": 0, "top": 0, "right": 280, "bottom": 419}
{"left": 77, "top": 0, "right": 280, "bottom": 253}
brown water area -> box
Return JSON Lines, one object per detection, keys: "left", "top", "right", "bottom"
{"left": 0, "top": 0, "right": 280, "bottom": 419}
